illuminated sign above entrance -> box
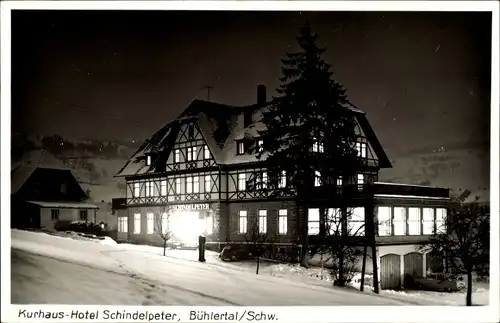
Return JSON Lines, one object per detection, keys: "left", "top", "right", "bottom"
{"left": 169, "top": 203, "right": 210, "bottom": 211}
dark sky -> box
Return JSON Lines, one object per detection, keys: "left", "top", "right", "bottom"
{"left": 12, "top": 10, "right": 491, "bottom": 155}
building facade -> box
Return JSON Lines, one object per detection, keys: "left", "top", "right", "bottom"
{"left": 11, "top": 166, "right": 99, "bottom": 229}
{"left": 115, "top": 86, "right": 452, "bottom": 289}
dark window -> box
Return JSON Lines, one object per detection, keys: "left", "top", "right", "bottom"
{"left": 188, "top": 124, "right": 195, "bottom": 139}
{"left": 60, "top": 183, "right": 67, "bottom": 194}
{"left": 80, "top": 210, "right": 88, "bottom": 221}
{"left": 236, "top": 141, "right": 245, "bottom": 155}
{"left": 51, "top": 209, "right": 59, "bottom": 220}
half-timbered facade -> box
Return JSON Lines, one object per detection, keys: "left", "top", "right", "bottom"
{"left": 114, "top": 85, "right": 452, "bottom": 289}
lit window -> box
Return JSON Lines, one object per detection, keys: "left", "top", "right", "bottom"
{"left": 145, "top": 181, "right": 154, "bottom": 197}
{"left": 348, "top": 207, "right": 365, "bottom": 236}
{"left": 308, "top": 208, "right": 320, "bottom": 235}
{"left": 312, "top": 137, "right": 324, "bottom": 153}
{"left": 204, "top": 145, "right": 210, "bottom": 159}
{"left": 239, "top": 210, "right": 247, "bottom": 234}
{"left": 377, "top": 206, "right": 392, "bottom": 236}
{"left": 237, "top": 141, "right": 245, "bottom": 155}
{"left": 393, "top": 207, "right": 407, "bottom": 235}
{"left": 161, "top": 213, "right": 169, "bottom": 234}
{"left": 422, "top": 208, "right": 434, "bottom": 235}
{"left": 160, "top": 180, "right": 167, "bottom": 196}
{"left": 175, "top": 178, "right": 181, "bottom": 194}
{"left": 205, "top": 175, "right": 211, "bottom": 192}
{"left": 174, "top": 149, "right": 180, "bottom": 163}
{"left": 337, "top": 176, "right": 343, "bottom": 187}
{"left": 279, "top": 171, "right": 287, "bottom": 188}
{"left": 186, "top": 177, "right": 193, "bottom": 194}
{"left": 133, "top": 183, "right": 140, "bottom": 197}
{"left": 357, "top": 174, "right": 364, "bottom": 187}
{"left": 187, "top": 147, "right": 194, "bottom": 161}
{"left": 278, "top": 209, "right": 287, "bottom": 235}
{"left": 118, "top": 217, "right": 128, "bottom": 233}
{"left": 314, "top": 171, "right": 322, "bottom": 187}
{"left": 261, "top": 172, "right": 268, "bottom": 189}
{"left": 147, "top": 213, "right": 154, "bottom": 234}
{"left": 238, "top": 173, "right": 246, "bottom": 191}
{"left": 206, "top": 215, "right": 213, "bottom": 235}
{"left": 146, "top": 155, "right": 152, "bottom": 166}
{"left": 193, "top": 176, "right": 199, "bottom": 193}
{"left": 257, "top": 139, "right": 264, "bottom": 153}
{"left": 436, "top": 208, "right": 447, "bottom": 233}
{"left": 134, "top": 213, "right": 141, "bottom": 234}
{"left": 356, "top": 142, "right": 367, "bottom": 158}
{"left": 258, "top": 210, "right": 267, "bottom": 233}
{"left": 408, "top": 208, "right": 421, "bottom": 235}
{"left": 326, "top": 208, "right": 341, "bottom": 235}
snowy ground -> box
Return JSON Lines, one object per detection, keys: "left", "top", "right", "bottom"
{"left": 11, "top": 229, "right": 423, "bottom": 306}
{"left": 222, "top": 260, "right": 489, "bottom": 306}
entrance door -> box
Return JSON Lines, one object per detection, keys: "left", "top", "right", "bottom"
{"left": 380, "top": 254, "right": 401, "bottom": 290}
{"left": 404, "top": 252, "right": 423, "bottom": 286}
{"left": 170, "top": 211, "right": 202, "bottom": 242}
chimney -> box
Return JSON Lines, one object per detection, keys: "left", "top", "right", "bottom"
{"left": 257, "top": 85, "right": 266, "bottom": 105}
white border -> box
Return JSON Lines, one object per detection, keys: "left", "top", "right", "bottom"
{"left": 1, "top": 1, "right": 499, "bottom": 323}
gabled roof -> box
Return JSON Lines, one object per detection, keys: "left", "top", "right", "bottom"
{"left": 12, "top": 166, "right": 89, "bottom": 201}
{"left": 115, "top": 96, "right": 392, "bottom": 177}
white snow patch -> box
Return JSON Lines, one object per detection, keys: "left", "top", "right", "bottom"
{"left": 100, "top": 236, "right": 118, "bottom": 246}
{"left": 11, "top": 230, "right": 416, "bottom": 305}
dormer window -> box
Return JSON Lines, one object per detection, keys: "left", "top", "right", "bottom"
{"left": 257, "top": 139, "right": 264, "bottom": 153}
{"left": 312, "top": 137, "right": 324, "bottom": 153}
{"left": 146, "top": 155, "right": 152, "bottom": 166}
{"left": 279, "top": 170, "right": 287, "bottom": 188}
{"left": 356, "top": 142, "right": 367, "bottom": 158}
{"left": 314, "top": 171, "right": 322, "bottom": 187}
{"left": 237, "top": 141, "right": 245, "bottom": 155}
{"left": 204, "top": 145, "right": 210, "bottom": 159}
{"left": 337, "top": 176, "right": 343, "bottom": 187}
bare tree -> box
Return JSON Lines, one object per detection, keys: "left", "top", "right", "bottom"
{"left": 419, "top": 202, "right": 489, "bottom": 306}
{"left": 155, "top": 211, "right": 173, "bottom": 256}
{"left": 244, "top": 215, "right": 271, "bottom": 275}
{"left": 310, "top": 207, "right": 365, "bottom": 287}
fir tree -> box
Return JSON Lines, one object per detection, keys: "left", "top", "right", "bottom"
{"left": 253, "top": 23, "right": 362, "bottom": 268}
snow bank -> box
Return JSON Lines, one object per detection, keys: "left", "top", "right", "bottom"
{"left": 11, "top": 230, "right": 122, "bottom": 273}
{"left": 100, "top": 236, "right": 118, "bottom": 246}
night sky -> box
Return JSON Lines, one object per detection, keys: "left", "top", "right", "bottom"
{"left": 12, "top": 10, "right": 491, "bottom": 155}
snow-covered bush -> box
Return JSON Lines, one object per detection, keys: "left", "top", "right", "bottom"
{"left": 54, "top": 220, "right": 105, "bottom": 236}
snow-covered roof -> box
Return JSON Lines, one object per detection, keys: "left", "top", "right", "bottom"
{"left": 374, "top": 182, "right": 448, "bottom": 190}
{"left": 374, "top": 194, "right": 451, "bottom": 201}
{"left": 26, "top": 200, "right": 99, "bottom": 209}
{"left": 116, "top": 95, "right": 391, "bottom": 177}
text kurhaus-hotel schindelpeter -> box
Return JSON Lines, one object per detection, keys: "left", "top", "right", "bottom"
{"left": 18, "top": 309, "right": 180, "bottom": 321}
